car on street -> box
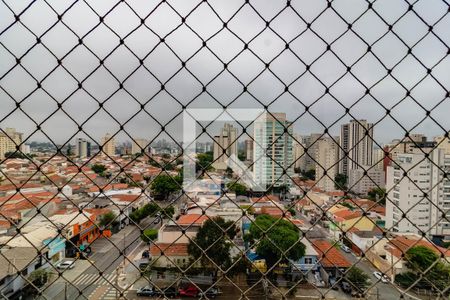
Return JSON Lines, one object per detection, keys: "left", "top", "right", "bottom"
{"left": 179, "top": 284, "right": 221, "bottom": 298}
{"left": 139, "top": 262, "right": 150, "bottom": 272}
{"left": 136, "top": 286, "right": 157, "bottom": 297}
{"left": 340, "top": 281, "right": 352, "bottom": 294}
{"left": 154, "top": 286, "right": 178, "bottom": 298}
{"left": 179, "top": 284, "right": 199, "bottom": 297}
{"left": 56, "top": 260, "right": 75, "bottom": 270}
{"left": 198, "top": 287, "right": 221, "bottom": 298}
{"left": 373, "top": 271, "right": 390, "bottom": 283}
{"left": 340, "top": 244, "right": 351, "bottom": 253}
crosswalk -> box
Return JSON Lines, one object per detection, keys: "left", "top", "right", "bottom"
{"left": 100, "top": 287, "right": 129, "bottom": 300}
{"left": 89, "top": 286, "right": 130, "bottom": 300}
{"left": 72, "top": 273, "right": 117, "bottom": 286}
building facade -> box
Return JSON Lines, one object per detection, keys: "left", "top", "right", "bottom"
{"left": 385, "top": 149, "right": 450, "bottom": 239}
{"left": 212, "top": 123, "right": 238, "bottom": 170}
{"left": 314, "top": 137, "right": 339, "bottom": 192}
{"left": 253, "top": 113, "right": 293, "bottom": 188}
{"left": 75, "top": 138, "right": 91, "bottom": 158}
{"left": 131, "top": 138, "right": 149, "bottom": 155}
{"left": 101, "top": 133, "right": 116, "bottom": 157}
{"left": 339, "top": 120, "right": 374, "bottom": 177}
{"left": 0, "top": 128, "right": 23, "bottom": 160}
{"left": 348, "top": 166, "right": 385, "bottom": 195}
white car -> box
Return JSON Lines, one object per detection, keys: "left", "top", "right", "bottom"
{"left": 373, "top": 271, "right": 389, "bottom": 283}
{"left": 340, "top": 244, "right": 351, "bottom": 253}
{"left": 56, "top": 260, "right": 75, "bottom": 270}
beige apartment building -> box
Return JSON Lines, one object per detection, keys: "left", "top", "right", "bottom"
{"left": 131, "top": 138, "right": 149, "bottom": 155}
{"left": 0, "top": 128, "right": 23, "bottom": 160}
{"left": 315, "top": 137, "right": 339, "bottom": 192}
{"left": 213, "top": 123, "right": 238, "bottom": 170}
{"left": 101, "top": 133, "right": 116, "bottom": 157}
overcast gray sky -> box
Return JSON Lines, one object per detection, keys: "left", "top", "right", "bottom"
{"left": 0, "top": 0, "right": 449, "bottom": 147}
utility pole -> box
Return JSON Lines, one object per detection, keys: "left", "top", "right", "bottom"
{"left": 64, "top": 282, "right": 67, "bottom": 300}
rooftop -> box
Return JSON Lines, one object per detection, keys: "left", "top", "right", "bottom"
{"left": 312, "top": 239, "right": 351, "bottom": 268}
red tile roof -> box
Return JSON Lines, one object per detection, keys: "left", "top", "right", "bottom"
{"left": 177, "top": 214, "right": 209, "bottom": 226}
{"left": 260, "top": 206, "right": 290, "bottom": 217}
{"left": 150, "top": 243, "right": 189, "bottom": 256}
{"left": 111, "top": 194, "right": 141, "bottom": 202}
{"left": 251, "top": 194, "right": 280, "bottom": 203}
{"left": 312, "top": 239, "right": 351, "bottom": 268}
{"left": 386, "top": 235, "right": 450, "bottom": 258}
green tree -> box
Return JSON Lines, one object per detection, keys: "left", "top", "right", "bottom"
{"left": 150, "top": 174, "right": 182, "bottom": 200}
{"left": 301, "top": 169, "right": 315, "bottom": 180}
{"left": 98, "top": 212, "right": 118, "bottom": 228}
{"left": 28, "top": 269, "right": 50, "bottom": 288}
{"left": 227, "top": 182, "right": 248, "bottom": 196}
{"left": 345, "top": 267, "right": 370, "bottom": 291}
{"left": 66, "top": 144, "right": 73, "bottom": 156}
{"left": 188, "top": 217, "right": 238, "bottom": 276}
{"left": 4, "top": 151, "right": 29, "bottom": 159}
{"left": 196, "top": 152, "right": 213, "bottom": 172}
{"left": 405, "top": 246, "right": 439, "bottom": 273}
{"left": 91, "top": 164, "right": 106, "bottom": 175}
{"left": 334, "top": 173, "right": 347, "bottom": 190}
{"left": 246, "top": 215, "right": 306, "bottom": 268}
{"left": 141, "top": 228, "right": 158, "bottom": 243}
{"left": 161, "top": 205, "right": 175, "bottom": 218}
{"left": 367, "top": 187, "right": 386, "bottom": 205}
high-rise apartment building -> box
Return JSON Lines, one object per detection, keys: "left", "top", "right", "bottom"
{"left": 213, "top": 123, "right": 238, "bottom": 170}
{"left": 244, "top": 139, "right": 253, "bottom": 162}
{"left": 339, "top": 120, "right": 374, "bottom": 177}
{"left": 348, "top": 166, "right": 385, "bottom": 195}
{"left": 131, "top": 138, "right": 149, "bottom": 155}
{"left": 315, "top": 137, "right": 339, "bottom": 192}
{"left": 385, "top": 149, "right": 450, "bottom": 238}
{"left": 296, "top": 134, "right": 322, "bottom": 172}
{"left": 293, "top": 134, "right": 304, "bottom": 171}
{"left": 373, "top": 148, "right": 385, "bottom": 170}
{"left": 435, "top": 135, "right": 450, "bottom": 155}
{"left": 101, "top": 133, "right": 116, "bottom": 157}
{"left": 253, "top": 113, "right": 293, "bottom": 188}
{"left": 75, "top": 138, "right": 91, "bottom": 158}
{"left": 0, "top": 128, "right": 23, "bottom": 160}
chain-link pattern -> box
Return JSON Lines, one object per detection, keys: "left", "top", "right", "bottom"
{"left": 0, "top": 0, "right": 449, "bottom": 299}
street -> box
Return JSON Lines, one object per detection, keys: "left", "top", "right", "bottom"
{"left": 39, "top": 219, "right": 154, "bottom": 300}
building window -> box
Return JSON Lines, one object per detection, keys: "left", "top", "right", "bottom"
{"left": 304, "top": 257, "right": 313, "bottom": 265}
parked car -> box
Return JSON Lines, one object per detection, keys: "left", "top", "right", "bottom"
{"left": 154, "top": 286, "right": 178, "bottom": 298}
{"left": 179, "top": 284, "right": 199, "bottom": 297}
{"left": 373, "top": 271, "right": 390, "bottom": 283}
{"left": 198, "top": 287, "right": 221, "bottom": 298}
{"left": 340, "top": 244, "right": 351, "bottom": 253}
{"left": 139, "top": 262, "right": 149, "bottom": 272}
{"left": 340, "top": 281, "right": 352, "bottom": 294}
{"left": 328, "top": 277, "right": 339, "bottom": 290}
{"left": 56, "top": 260, "right": 75, "bottom": 270}
{"left": 179, "top": 284, "right": 221, "bottom": 298}
{"left": 137, "top": 286, "right": 156, "bottom": 297}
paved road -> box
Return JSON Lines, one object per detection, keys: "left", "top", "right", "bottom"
{"left": 40, "top": 221, "right": 152, "bottom": 300}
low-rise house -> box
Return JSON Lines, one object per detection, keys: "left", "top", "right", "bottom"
{"left": 290, "top": 239, "right": 319, "bottom": 272}
{"left": 150, "top": 243, "right": 195, "bottom": 268}
{"left": 0, "top": 247, "right": 42, "bottom": 298}
{"left": 312, "top": 239, "right": 351, "bottom": 278}
{"left": 347, "top": 228, "right": 383, "bottom": 255}
{"left": 328, "top": 209, "right": 376, "bottom": 239}
{"left": 158, "top": 223, "right": 199, "bottom": 244}
{"left": 384, "top": 234, "right": 450, "bottom": 276}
